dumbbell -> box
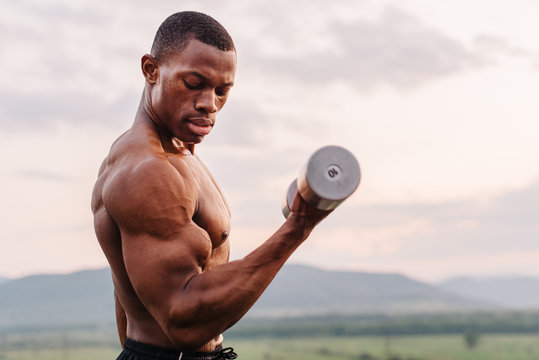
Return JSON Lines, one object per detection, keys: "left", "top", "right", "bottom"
{"left": 282, "top": 145, "right": 361, "bottom": 218}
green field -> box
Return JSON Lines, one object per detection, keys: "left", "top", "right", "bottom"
{"left": 230, "top": 334, "right": 539, "bottom": 360}
{"left": 1, "top": 333, "right": 539, "bottom": 360}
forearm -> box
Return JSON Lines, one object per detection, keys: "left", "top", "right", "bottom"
{"left": 167, "top": 217, "right": 313, "bottom": 348}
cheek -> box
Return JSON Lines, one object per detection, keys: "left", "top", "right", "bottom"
{"left": 217, "top": 96, "right": 229, "bottom": 110}
{"left": 151, "top": 82, "right": 169, "bottom": 111}
{"left": 157, "top": 85, "right": 181, "bottom": 114}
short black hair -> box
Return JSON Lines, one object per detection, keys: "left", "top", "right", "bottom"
{"left": 151, "top": 11, "right": 235, "bottom": 62}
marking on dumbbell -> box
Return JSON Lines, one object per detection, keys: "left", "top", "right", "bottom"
{"left": 325, "top": 164, "right": 342, "bottom": 181}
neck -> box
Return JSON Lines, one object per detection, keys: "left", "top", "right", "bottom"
{"left": 135, "top": 91, "right": 196, "bottom": 155}
{"left": 139, "top": 88, "right": 162, "bottom": 131}
{"left": 172, "top": 137, "right": 195, "bottom": 154}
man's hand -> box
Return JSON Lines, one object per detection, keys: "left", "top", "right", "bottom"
{"left": 287, "top": 191, "right": 333, "bottom": 229}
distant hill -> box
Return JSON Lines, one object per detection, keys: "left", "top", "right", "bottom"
{"left": 0, "top": 268, "right": 114, "bottom": 329}
{"left": 0, "top": 264, "right": 508, "bottom": 331}
{"left": 0, "top": 276, "right": 10, "bottom": 285}
{"left": 249, "top": 264, "right": 485, "bottom": 316}
{"left": 438, "top": 276, "right": 539, "bottom": 310}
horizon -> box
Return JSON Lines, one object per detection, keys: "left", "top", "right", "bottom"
{"left": 1, "top": 262, "right": 538, "bottom": 285}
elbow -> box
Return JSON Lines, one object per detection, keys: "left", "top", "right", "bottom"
{"left": 164, "top": 324, "right": 218, "bottom": 352}
{"left": 166, "top": 328, "right": 208, "bottom": 352}
{"left": 164, "top": 304, "right": 217, "bottom": 351}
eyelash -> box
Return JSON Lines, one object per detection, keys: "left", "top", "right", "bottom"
{"left": 184, "top": 80, "right": 229, "bottom": 97}
{"left": 183, "top": 80, "right": 202, "bottom": 90}
{"left": 216, "top": 88, "right": 229, "bottom": 97}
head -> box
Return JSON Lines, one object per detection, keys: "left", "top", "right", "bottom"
{"left": 142, "top": 12, "right": 237, "bottom": 145}
{"left": 151, "top": 11, "right": 235, "bottom": 63}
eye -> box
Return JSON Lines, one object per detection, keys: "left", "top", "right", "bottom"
{"left": 216, "top": 86, "right": 231, "bottom": 97}
{"left": 183, "top": 79, "right": 202, "bottom": 90}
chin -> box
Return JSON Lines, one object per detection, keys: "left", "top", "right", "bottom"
{"left": 190, "top": 135, "right": 206, "bottom": 144}
{"left": 179, "top": 135, "right": 205, "bottom": 145}
{"left": 172, "top": 130, "right": 204, "bottom": 143}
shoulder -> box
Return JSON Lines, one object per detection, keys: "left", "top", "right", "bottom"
{"left": 103, "top": 152, "right": 198, "bottom": 237}
{"left": 104, "top": 128, "right": 196, "bottom": 197}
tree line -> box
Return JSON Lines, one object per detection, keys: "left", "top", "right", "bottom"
{"left": 226, "top": 310, "right": 539, "bottom": 338}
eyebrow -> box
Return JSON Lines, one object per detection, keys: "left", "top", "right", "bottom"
{"left": 185, "top": 71, "right": 234, "bottom": 87}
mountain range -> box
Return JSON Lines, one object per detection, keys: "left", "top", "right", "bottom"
{"left": 1, "top": 265, "right": 538, "bottom": 331}
{"left": 438, "top": 275, "right": 539, "bottom": 309}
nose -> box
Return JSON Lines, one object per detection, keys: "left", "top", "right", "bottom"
{"left": 195, "top": 90, "right": 218, "bottom": 114}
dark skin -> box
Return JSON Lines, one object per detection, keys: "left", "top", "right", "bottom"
{"left": 91, "top": 39, "right": 331, "bottom": 353}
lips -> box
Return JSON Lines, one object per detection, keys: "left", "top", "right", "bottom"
{"left": 187, "top": 118, "right": 213, "bottom": 136}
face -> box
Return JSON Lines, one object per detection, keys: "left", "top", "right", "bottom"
{"left": 147, "top": 39, "right": 237, "bottom": 144}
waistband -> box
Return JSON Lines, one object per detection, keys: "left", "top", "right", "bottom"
{"left": 123, "top": 338, "right": 237, "bottom": 360}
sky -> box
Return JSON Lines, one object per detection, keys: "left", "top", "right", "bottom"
{"left": 0, "top": 0, "right": 538, "bottom": 282}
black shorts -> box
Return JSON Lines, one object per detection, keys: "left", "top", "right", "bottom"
{"left": 116, "top": 338, "right": 238, "bottom": 360}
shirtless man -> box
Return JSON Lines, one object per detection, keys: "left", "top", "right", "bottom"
{"left": 92, "top": 11, "right": 331, "bottom": 360}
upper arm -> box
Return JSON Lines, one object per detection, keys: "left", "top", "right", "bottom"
{"left": 103, "top": 156, "right": 212, "bottom": 330}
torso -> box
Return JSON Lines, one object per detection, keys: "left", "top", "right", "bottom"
{"left": 91, "top": 117, "right": 230, "bottom": 351}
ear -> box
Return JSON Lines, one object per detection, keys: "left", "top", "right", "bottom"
{"left": 141, "top": 54, "right": 159, "bottom": 85}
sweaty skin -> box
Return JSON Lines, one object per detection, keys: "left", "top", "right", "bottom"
{"left": 91, "top": 39, "right": 330, "bottom": 353}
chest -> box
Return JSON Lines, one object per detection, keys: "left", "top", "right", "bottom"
{"left": 177, "top": 155, "right": 231, "bottom": 250}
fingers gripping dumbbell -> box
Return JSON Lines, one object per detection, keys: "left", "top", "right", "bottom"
{"left": 282, "top": 145, "right": 361, "bottom": 218}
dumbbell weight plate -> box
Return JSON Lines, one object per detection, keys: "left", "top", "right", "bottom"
{"left": 281, "top": 179, "right": 298, "bottom": 219}
{"left": 297, "top": 145, "right": 360, "bottom": 211}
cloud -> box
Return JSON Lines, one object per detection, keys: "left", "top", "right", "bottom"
{"left": 207, "top": 102, "right": 273, "bottom": 147}
{"left": 333, "top": 179, "right": 539, "bottom": 261}
{"left": 15, "top": 170, "right": 72, "bottom": 183}
{"left": 0, "top": 0, "right": 156, "bottom": 132}
{"left": 472, "top": 34, "right": 529, "bottom": 58}
{"left": 244, "top": 6, "right": 486, "bottom": 91}
{"left": 0, "top": 89, "right": 138, "bottom": 132}
{"left": 0, "top": 1, "right": 510, "bottom": 137}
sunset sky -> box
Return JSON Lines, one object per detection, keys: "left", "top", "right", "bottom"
{"left": 1, "top": 0, "right": 538, "bottom": 282}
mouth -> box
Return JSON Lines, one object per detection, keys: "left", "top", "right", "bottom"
{"left": 187, "top": 118, "right": 214, "bottom": 136}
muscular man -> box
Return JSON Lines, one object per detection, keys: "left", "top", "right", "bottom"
{"left": 92, "top": 11, "right": 330, "bottom": 360}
